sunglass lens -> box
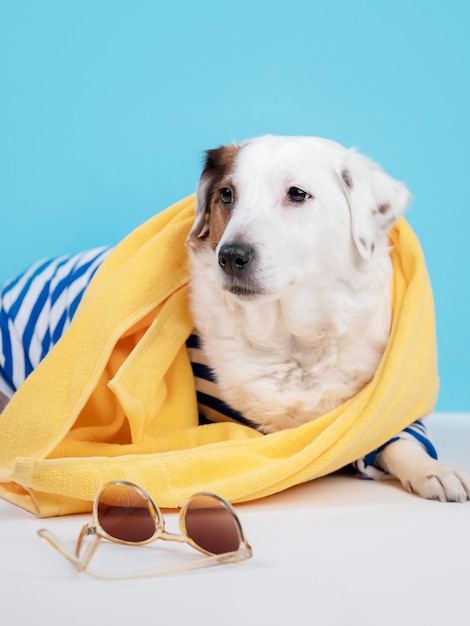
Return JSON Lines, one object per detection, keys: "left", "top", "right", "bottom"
{"left": 185, "top": 494, "right": 241, "bottom": 555}
{"left": 97, "top": 483, "right": 156, "bottom": 543}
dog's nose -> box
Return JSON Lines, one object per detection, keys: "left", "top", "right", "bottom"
{"left": 218, "top": 244, "right": 253, "bottom": 276}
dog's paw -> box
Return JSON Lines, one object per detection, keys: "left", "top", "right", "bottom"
{"left": 378, "top": 439, "right": 470, "bottom": 503}
{"left": 404, "top": 461, "right": 470, "bottom": 503}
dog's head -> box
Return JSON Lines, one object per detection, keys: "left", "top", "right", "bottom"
{"left": 186, "top": 135, "right": 411, "bottom": 299}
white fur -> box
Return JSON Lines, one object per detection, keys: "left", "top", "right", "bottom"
{"left": 186, "top": 135, "right": 470, "bottom": 502}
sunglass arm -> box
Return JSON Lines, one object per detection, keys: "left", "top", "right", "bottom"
{"left": 38, "top": 528, "right": 252, "bottom": 580}
{"left": 86, "top": 546, "right": 252, "bottom": 579}
{"left": 38, "top": 528, "right": 100, "bottom": 573}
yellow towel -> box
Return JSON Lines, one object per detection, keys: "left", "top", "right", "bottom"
{"left": 0, "top": 195, "right": 438, "bottom": 517}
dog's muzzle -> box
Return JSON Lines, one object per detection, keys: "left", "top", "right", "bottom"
{"left": 218, "top": 243, "right": 253, "bottom": 276}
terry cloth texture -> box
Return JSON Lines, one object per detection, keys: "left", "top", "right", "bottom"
{"left": 0, "top": 253, "right": 437, "bottom": 485}
{"left": 0, "top": 195, "right": 439, "bottom": 517}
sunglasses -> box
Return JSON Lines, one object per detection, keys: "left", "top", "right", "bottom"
{"left": 38, "top": 480, "right": 252, "bottom": 579}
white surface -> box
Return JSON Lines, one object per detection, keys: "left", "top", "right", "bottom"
{"left": 1, "top": 413, "right": 469, "bottom": 626}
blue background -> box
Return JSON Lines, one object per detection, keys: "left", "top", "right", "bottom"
{"left": 1, "top": 1, "right": 469, "bottom": 411}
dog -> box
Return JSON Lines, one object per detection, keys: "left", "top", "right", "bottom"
{"left": 186, "top": 134, "right": 470, "bottom": 503}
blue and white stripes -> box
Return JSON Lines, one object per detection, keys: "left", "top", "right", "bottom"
{"left": 353, "top": 419, "right": 438, "bottom": 479}
{"left": 186, "top": 333, "right": 255, "bottom": 428}
{"left": 0, "top": 248, "right": 438, "bottom": 480}
{"left": 0, "top": 247, "right": 111, "bottom": 397}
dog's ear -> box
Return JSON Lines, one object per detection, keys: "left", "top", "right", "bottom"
{"left": 186, "top": 145, "right": 239, "bottom": 245}
{"left": 338, "top": 150, "right": 411, "bottom": 261}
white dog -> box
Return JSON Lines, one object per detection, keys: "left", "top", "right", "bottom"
{"left": 186, "top": 134, "right": 470, "bottom": 502}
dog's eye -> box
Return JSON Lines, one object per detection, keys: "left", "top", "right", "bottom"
{"left": 219, "top": 187, "right": 234, "bottom": 205}
{"left": 287, "top": 187, "right": 311, "bottom": 203}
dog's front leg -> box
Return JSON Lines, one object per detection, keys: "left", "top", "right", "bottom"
{"left": 377, "top": 439, "right": 470, "bottom": 502}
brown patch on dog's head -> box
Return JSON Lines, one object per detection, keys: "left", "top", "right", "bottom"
{"left": 204, "top": 145, "right": 240, "bottom": 179}
{"left": 186, "top": 144, "right": 240, "bottom": 250}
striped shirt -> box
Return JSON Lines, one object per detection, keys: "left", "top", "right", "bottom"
{"left": 0, "top": 247, "right": 112, "bottom": 397}
{"left": 0, "top": 250, "right": 438, "bottom": 479}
